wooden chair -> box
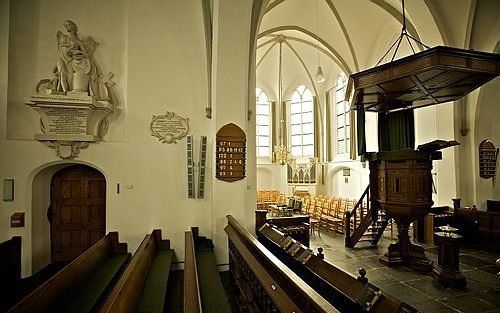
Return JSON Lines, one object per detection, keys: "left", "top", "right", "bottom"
{"left": 309, "top": 201, "right": 321, "bottom": 236}
{"left": 319, "top": 200, "right": 330, "bottom": 230}
{"left": 337, "top": 200, "right": 347, "bottom": 234}
{"left": 301, "top": 198, "right": 310, "bottom": 215}
{"left": 325, "top": 201, "right": 342, "bottom": 233}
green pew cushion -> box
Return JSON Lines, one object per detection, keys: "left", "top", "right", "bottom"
{"left": 56, "top": 253, "right": 131, "bottom": 313}
{"left": 136, "top": 249, "right": 174, "bottom": 313}
{"left": 196, "top": 248, "right": 232, "bottom": 313}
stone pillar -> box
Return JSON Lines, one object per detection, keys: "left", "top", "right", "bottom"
{"left": 210, "top": 0, "right": 257, "bottom": 264}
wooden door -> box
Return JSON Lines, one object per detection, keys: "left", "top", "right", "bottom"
{"left": 50, "top": 165, "right": 106, "bottom": 262}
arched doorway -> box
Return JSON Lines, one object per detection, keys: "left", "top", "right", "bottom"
{"left": 49, "top": 165, "right": 106, "bottom": 262}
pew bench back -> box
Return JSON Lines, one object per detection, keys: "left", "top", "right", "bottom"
{"left": 99, "top": 229, "right": 173, "bottom": 313}
{"left": 7, "top": 232, "right": 129, "bottom": 313}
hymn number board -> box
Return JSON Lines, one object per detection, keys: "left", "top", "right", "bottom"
{"left": 216, "top": 123, "right": 246, "bottom": 182}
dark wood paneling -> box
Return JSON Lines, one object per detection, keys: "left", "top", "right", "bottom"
{"left": 51, "top": 165, "right": 106, "bottom": 262}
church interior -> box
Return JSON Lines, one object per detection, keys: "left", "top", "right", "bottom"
{"left": 0, "top": 0, "right": 499, "bottom": 312}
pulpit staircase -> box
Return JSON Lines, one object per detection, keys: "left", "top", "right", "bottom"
{"left": 345, "top": 185, "right": 389, "bottom": 248}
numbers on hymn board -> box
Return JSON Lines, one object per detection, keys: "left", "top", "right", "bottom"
{"left": 216, "top": 140, "right": 246, "bottom": 179}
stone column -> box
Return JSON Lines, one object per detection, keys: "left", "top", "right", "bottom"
{"left": 210, "top": 0, "right": 259, "bottom": 264}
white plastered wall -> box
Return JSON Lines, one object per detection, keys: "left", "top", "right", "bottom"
{"left": 0, "top": 0, "right": 223, "bottom": 276}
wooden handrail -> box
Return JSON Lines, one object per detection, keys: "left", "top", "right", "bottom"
{"left": 184, "top": 229, "right": 202, "bottom": 313}
{"left": 345, "top": 185, "right": 370, "bottom": 247}
{"left": 226, "top": 215, "right": 340, "bottom": 313}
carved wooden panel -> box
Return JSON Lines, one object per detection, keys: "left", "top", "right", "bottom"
{"left": 387, "top": 170, "right": 410, "bottom": 202}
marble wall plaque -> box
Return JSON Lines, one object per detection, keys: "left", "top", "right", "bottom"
{"left": 150, "top": 111, "right": 189, "bottom": 144}
{"left": 46, "top": 107, "right": 87, "bottom": 135}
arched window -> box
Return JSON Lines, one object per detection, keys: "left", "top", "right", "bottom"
{"left": 290, "top": 85, "right": 314, "bottom": 157}
{"left": 256, "top": 87, "right": 270, "bottom": 157}
{"left": 335, "top": 73, "right": 350, "bottom": 155}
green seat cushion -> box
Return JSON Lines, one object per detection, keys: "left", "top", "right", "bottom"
{"left": 196, "top": 250, "right": 232, "bottom": 313}
{"left": 57, "top": 253, "right": 130, "bottom": 313}
{"left": 136, "top": 249, "right": 174, "bottom": 313}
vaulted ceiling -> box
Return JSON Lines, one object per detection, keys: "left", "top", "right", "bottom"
{"left": 256, "top": 0, "right": 497, "bottom": 98}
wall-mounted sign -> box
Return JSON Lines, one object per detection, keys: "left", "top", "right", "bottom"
{"left": 11, "top": 212, "right": 25, "bottom": 228}
{"left": 479, "top": 139, "right": 498, "bottom": 179}
{"left": 150, "top": 111, "right": 189, "bottom": 144}
{"left": 343, "top": 168, "right": 350, "bottom": 176}
{"left": 216, "top": 123, "right": 246, "bottom": 182}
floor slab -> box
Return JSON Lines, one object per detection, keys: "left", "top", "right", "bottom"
{"left": 309, "top": 230, "right": 500, "bottom": 313}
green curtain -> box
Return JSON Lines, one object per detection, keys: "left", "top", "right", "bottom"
{"left": 356, "top": 106, "right": 366, "bottom": 155}
{"left": 378, "top": 109, "right": 415, "bottom": 151}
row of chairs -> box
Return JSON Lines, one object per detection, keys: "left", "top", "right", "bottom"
{"left": 298, "top": 195, "right": 359, "bottom": 236}
{"left": 256, "top": 190, "right": 286, "bottom": 210}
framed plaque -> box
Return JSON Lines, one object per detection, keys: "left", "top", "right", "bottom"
{"left": 216, "top": 123, "right": 246, "bottom": 182}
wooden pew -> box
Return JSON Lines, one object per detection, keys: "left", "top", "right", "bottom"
{"left": 184, "top": 228, "right": 202, "bottom": 313}
{"left": 0, "top": 236, "right": 21, "bottom": 312}
{"left": 184, "top": 227, "right": 232, "bottom": 313}
{"left": 255, "top": 209, "right": 310, "bottom": 246}
{"left": 8, "top": 232, "right": 130, "bottom": 313}
{"left": 98, "top": 229, "right": 174, "bottom": 313}
{"left": 456, "top": 207, "right": 500, "bottom": 251}
{"left": 258, "top": 223, "right": 417, "bottom": 313}
{"left": 225, "top": 215, "right": 340, "bottom": 313}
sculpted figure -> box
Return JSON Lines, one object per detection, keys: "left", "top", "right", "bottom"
{"left": 54, "top": 20, "right": 105, "bottom": 99}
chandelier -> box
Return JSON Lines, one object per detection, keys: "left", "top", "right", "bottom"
{"left": 274, "top": 120, "right": 290, "bottom": 166}
{"left": 273, "top": 38, "right": 291, "bottom": 166}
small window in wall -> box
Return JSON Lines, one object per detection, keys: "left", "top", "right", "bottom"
{"left": 256, "top": 87, "right": 271, "bottom": 157}
{"left": 290, "top": 85, "right": 314, "bottom": 157}
{"left": 336, "top": 73, "right": 350, "bottom": 155}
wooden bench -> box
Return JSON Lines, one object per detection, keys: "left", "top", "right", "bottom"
{"left": 0, "top": 236, "right": 21, "bottom": 311}
{"left": 255, "top": 210, "right": 310, "bottom": 246}
{"left": 8, "top": 232, "right": 130, "bottom": 313}
{"left": 184, "top": 227, "right": 232, "bottom": 313}
{"left": 225, "top": 215, "right": 339, "bottom": 313}
{"left": 99, "top": 229, "right": 174, "bottom": 313}
{"left": 257, "top": 223, "right": 417, "bottom": 313}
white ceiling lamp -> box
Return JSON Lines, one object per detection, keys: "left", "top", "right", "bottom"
{"left": 315, "top": 0, "right": 326, "bottom": 83}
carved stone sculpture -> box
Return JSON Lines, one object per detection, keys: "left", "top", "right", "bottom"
{"left": 26, "top": 20, "right": 116, "bottom": 159}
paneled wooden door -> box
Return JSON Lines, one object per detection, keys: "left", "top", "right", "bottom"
{"left": 49, "top": 165, "right": 106, "bottom": 262}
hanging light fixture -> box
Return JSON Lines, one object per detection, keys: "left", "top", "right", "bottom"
{"left": 274, "top": 120, "right": 290, "bottom": 165}
{"left": 315, "top": 0, "right": 325, "bottom": 83}
{"left": 273, "top": 37, "right": 291, "bottom": 166}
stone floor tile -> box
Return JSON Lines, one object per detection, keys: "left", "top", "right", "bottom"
{"left": 380, "top": 282, "right": 433, "bottom": 305}
{"left": 405, "top": 277, "right": 466, "bottom": 300}
{"left": 412, "top": 300, "right": 460, "bottom": 313}
{"left": 440, "top": 294, "right": 497, "bottom": 313}
{"left": 364, "top": 268, "right": 399, "bottom": 286}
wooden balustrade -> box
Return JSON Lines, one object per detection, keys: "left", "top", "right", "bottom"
{"left": 257, "top": 223, "right": 417, "bottom": 313}
{"left": 225, "top": 215, "right": 340, "bottom": 313}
